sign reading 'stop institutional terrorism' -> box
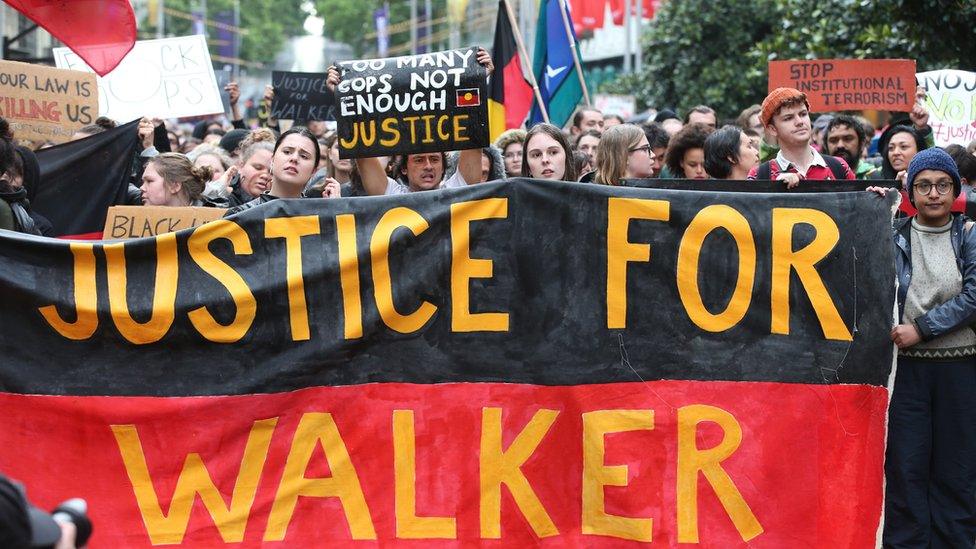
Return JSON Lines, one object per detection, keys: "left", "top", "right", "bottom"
{"left": 768, "top": 59, "right": 916, "bottom": 112}
{"left": 334, "top": 47, "right": 489, "bottom": 158}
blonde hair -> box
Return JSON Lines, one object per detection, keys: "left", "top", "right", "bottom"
{"left": 595, "top": 124, "right": 644, "bottom": 185}
{"left": 148, "top": 152, "right": 210, "bottom": 204}
{"left": 238, "top": 128, "right": 277, "bottom": 164}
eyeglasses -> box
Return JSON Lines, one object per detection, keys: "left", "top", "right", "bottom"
{"left": 629, "top": 145, "right": 652, "bottom": 154}
{"left": 914, "top": 181, "right": 953, "bottom": 195}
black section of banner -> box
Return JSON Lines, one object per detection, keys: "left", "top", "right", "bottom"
{"left": 0, "top": 180, "right": 896, "bottom": 396}
{"left": 624, "top": 178, "right": 895, "bottom": 193}
{"left": 33, "top": 119, "right": 140, "bottom": 236}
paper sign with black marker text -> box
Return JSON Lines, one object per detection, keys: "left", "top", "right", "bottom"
{"left": 335, "top": 47, "right": 489, "bottom": 158}
{"left": 53, "top": 35, "right": 223, "bottom": 122}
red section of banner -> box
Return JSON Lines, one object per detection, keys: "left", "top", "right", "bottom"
{"left": 0, "top": 381, "right": 887, "bottom": 547}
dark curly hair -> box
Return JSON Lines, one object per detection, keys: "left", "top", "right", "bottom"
{"left": 665, "top": 123, "right": 712, "bottom": 177}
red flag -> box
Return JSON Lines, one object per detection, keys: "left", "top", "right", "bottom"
{"left": 488, "top": 0, "right": 533, "bottom": 140}
{"left": 4, "top": 0, "right": 136, "bottom": 76}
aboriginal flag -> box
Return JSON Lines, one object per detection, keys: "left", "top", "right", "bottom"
{"left": 4, "top": 0, "right": 136, "bottom": 75}
{"left": 0, "top": 180, "right": 897, "bottom": 547}
{"left": 488, "top": 0, "right": 533, "bottom": 141}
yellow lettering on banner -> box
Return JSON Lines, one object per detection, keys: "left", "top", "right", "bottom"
{"left": 676, "top": 405, "right": 763, "bottom": 543}
{"left": 677, "top": 205, "right": 756, "bottom": 332}
{"left": 453, "top": 114, "right": 470, "bottom": 142}
{"left": 582, "top": 410, "right": 655, "bottom": 542}
{"left": 335, "top": 214, "right": 364, "bottom": 339}
{"left": 436, "top": 116, "right": 450, "bottom": 140}
{"left": 370, "top": 207, "right": 437, "bottom": 333}
{"left": 39, "top": 243, "right": 98, "bottom": 340}
{"left": 265, "top": 216, "right": 321, "bottom": 341}
{"left": 265, "top": 413, "right": 376, "bottom": 541}
{"left": 186, "top": 220, "right": 256, "bottom": 343}
{"left": 480, "top": 407, "right": 559, "bottom": 539}
{"left": 380, "top": 118, "right": 401, "bottom": 147}
{"left": 110, "top": 419, "right": 277, "bottom": 545}
{"left": 770, "top": 208, "right": 852, "bottom": 341}
{"left": 606, "top": 198, "right": 671, "bottom": 328}
{"left": 451, "top": 198, "right": 509, "bottom": 332}
{"left": 105, "top": 233, "right": 178, "bottom": 344}
{"left": 393, "top": 410, "right": 457, "bottom": 539}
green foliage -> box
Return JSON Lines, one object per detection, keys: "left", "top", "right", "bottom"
{"left": 313, "top": 0, "right": 448, "bottom": 58}
{"left": 605, "top": 0, "right": 976, "bottom": 120}
{"left": 158, "top": 0, "right": 308, "bottom": 66}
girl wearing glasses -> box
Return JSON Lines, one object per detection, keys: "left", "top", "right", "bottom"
{"left": 873, "top": 148, "right": 976, "bottom": 547}
{"left": 594, "top": 124, "right": 655, "bottom": 186}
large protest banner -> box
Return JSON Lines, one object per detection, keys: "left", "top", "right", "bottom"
{"left": 0, "top": 181, "right": 895, "bottom": 547}
{"left": 916, "top": 69, "right": 976, "bottom": 147}
{"left": 271, "top": 70, "right": 335, "bottom": 122}
{"left": 52, "top": 35, "right": 224, "bottom": 123}
{"left": 0, "top": 60, "right": 98, "bottom": 143}
{"left": 335, "top": 47, "right": 489, "bottom": 158}
{"left": 769, "top": 59, "right": 916, "bottom": 112}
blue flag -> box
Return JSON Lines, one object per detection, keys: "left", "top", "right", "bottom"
{"left": 529, "top": 0, "right": 584, "bottom": 127}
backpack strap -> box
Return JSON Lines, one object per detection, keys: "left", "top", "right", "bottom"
{"left": 822, "top": 155, "right": 847, "bottom": 180}
{"left": 757, "top": 161, "right": 772, "bottom": 180}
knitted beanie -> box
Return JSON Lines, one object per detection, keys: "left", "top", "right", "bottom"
{"left": 760, "top": 87, "right": 809, "bottom": 127}
{"left": 907, "top": 147, "right": 962, "bottom": 198}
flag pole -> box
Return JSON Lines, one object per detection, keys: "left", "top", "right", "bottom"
{"left": 502, "top": 0, "right": 549, "bottom": 124}
{"left": 555, "top": 0, "right": 591, "bottom": 106}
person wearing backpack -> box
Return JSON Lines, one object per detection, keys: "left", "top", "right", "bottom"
{"left": 748, "top": 87, "right": 855, "bottom": 185}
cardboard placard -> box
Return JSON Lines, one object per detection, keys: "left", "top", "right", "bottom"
{"left": 103, "top": 205, "right": 225, "bottom": 240}
{"left": 271, "top": 70, "right": 335, "bottom": 122}
{"left": 768, "top": 59, "right": 916, "bottom": 112}
{"left": 916, "top": 69, "right": 976, "bottom": 147}
{"left": 53, "top": 35, "right": 224, "bottom": 123}
{"left": 0, "top": 60, "right": 98, "bottom": 143}
{"left": 594, "top": 94, "right": 636, "bottom": 118}
{"left": 335, "top": 47, "right": 489, "bottom": 158}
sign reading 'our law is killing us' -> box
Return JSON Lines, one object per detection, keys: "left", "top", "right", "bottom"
{"left": 335, "top": 47, "right": 489, "bottom": 158}
{"left": 917, "top": 69, "right": 976, "bottom": 147}
{"left": 53, "top": 35, "right": 224, "bottom": 122}
{"left": 769, "top": 59, "right": 916, "bottom": 112}
{"left": 0, "top": 60, "right": 98, "bottom": 143}
{"left": 0, "top": 181, "right": 895, "bottom": 547}
{"left": 271, "top": 70, "right": 335, "bottom": 122}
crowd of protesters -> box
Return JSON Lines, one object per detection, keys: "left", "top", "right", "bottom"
{"left": 0, "top": 45, "right": 975, "bottom": 549}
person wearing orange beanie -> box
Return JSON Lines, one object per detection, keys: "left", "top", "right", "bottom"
{"left": 747, "top": 87, "right": 855, "bottom": 185}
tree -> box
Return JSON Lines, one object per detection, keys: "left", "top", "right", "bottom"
{"left": 601, "top": 0, "right": 778, "bottom": 118}
{"left": 603, "top": 0, "right": 976, "bottom": 119}
{"left": 156, "top": 0, "right": 309, "bottom": 66}
{"left": 313, "top": 0, "right": 449, "bottom": 58}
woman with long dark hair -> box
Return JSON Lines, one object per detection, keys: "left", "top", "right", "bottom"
{"left": 520, "top": 123, "right": 577, "bottom": 182}
{"left": 224, "top": 127, "right": 338, "bottom": 216}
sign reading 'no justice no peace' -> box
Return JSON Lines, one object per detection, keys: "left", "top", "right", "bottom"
{"left": 335, "top": 47, "right": 489, "bottom": 159}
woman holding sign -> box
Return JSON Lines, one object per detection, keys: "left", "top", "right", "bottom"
{"left": 324, "top": 47, "right": 494, "bottom": 195}
{"left": 224, "top": 127, "right": 340, "bottom": 216}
